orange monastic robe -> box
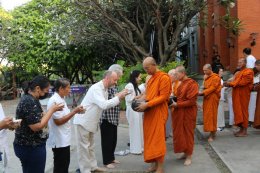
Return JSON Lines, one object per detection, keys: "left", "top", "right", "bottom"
{"left": 229, "top": 68, "right": 254, "bottom": 128}
{"left": 203, "top": 73, "right": 221, "bottom": 132}
{"left": 144, "top": 71, "right": 172, "bottom": 163}
{"left": 173, "top": 78, "right": 198, "bottom": 155}
{"left": 173, "top": 80, "right": 180, "bottom": 96}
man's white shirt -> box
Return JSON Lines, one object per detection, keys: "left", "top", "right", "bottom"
{"left": 73, "top": 80, "right": 120, "bottom": 133}
{"left": 246, "top": 55, "right": 256, "bottom": 68}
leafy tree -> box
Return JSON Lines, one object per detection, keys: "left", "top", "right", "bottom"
{"left": 0, "top": 0, "right": 114, "bottom": 83}
{"left": 74, "top": 0, "right": 206, "bottom": 65}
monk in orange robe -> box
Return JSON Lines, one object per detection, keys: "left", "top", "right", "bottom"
{"left": 225, "top": 58, "right": 254, "bottom": 136}
{"left": 253, "top": 60, "right": 260, "bottom": 129}
{"left": 171, "top": 66, "right": 198, "bottom": 166}
{"left": 136, "top": 57, "right": 172, "bottom": 173}
{"left": 199, "top": 64, "right": 221, "bottom": 142}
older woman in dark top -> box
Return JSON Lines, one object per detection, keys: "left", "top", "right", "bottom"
{"left": 13, "top": 75, "right": 64, "bottom": 173}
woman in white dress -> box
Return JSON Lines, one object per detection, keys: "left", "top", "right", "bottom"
{"left": 217, "top": 69, "right": 225, "bottom": 131}
{"left": 125, "top": 70, "right": 144, "bottom": 154}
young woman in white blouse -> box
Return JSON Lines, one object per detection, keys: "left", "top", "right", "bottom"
{"left": 47, "top": 78, "right": 84, "bottom": 173}
{"left": 125, "top": 70, "right": 144, "bottom": 154}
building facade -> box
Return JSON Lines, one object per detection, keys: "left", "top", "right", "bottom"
{"left": 178, "top": 17, "right": 199, "bottom": 73}
{"left": 198, "top": 0, "right": 260, "bottom": 73}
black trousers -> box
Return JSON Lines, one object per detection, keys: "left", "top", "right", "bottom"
{"left": 100, "top": 120, "right": 117, "bottom": 165}
{"left": 52, "top": 146, "right": 70, "bottom": 173}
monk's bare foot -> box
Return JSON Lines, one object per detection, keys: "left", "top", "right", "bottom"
{"left": 184, "top": 157, "right": 192, "bottom": 166}
{"left": 235, "top": 132, "right": 248, "bottom": 137}
{"left": 232, "top": 125, "right": 239, "bottom": 130}
{"left": 146, "top": 163, "right": 157, "bottom": 173}
{"left": 177, "top": 153, "right": 186, "bottom": 160}
{"left": 233, "top": 128, "right": 244, "bottom": 136}
{"left": 155, "top": 168, "right": 164, "bottom": 173}
{"left": 208, "top": 136, "right": 214, "bottom": 142}
{"left": 155, "top": 162, "right": 164, "bottom": 173}
{"left": 145, "top": 167, "right": 156, "bottom": 173}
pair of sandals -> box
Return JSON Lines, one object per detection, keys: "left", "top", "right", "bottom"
{"left": 105, "top": 160, "right": 120, "bottom": 169}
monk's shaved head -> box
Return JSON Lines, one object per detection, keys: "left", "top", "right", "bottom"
{"left": 238, "top": 58, "right": 247, "bottom": 69}
{"left": 143, "top": 57, "right": 157, "bottom": 66}
{"left": 203, "top": 64, "right": 212, "bottom": 70}
{"left": 175, "top": 66, "right": 187, "bottom": 81}
{"left": 143, "top": 57, "right": 158, "bottom": 75}
{"left": 203, "top": 64, "right": 213, "bottom": 75}
{"left": 176, "top": 66, "right": 186, "bottom": 73}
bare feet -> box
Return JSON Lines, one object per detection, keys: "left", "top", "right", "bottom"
{"left": 146, "top": 163, "right": 157, "bottom": 173}
{"left": 155, "top": 162, "right": 164, "bottom": 173}
{"left": 235, "top": 132, "right": 248, "bottom": 137}
{"left": 232, "top": 125, "right": 239, "bottom": 129}
{"left": 233, "top": 128, "right": 242, "bottom": 136}
{"left": 234, "top": 127, "right": 247, "bottom": 137}
{"left": 93, "top": 167, "right": 106, "bottom": 172}
{"left": 208, "top": 136, "right": 214, "bottom": 142}
{"left": 177, "top": 153, "right": 187, "bottom": 160}
{"left": 112, "top": 160, "right": 120, "bottom": 164}
{"left": 145, "top": 167, "right": 156, "bottom": 173}
{"left": 184, "top": 155, "right": 192, "bottom": 166}
{"left": 184, "top": 158, "right": 192, "bottom": 166}
{"left": 208, "top": 132, "right": 216, "bottom": 142}
{"left": 105, "top": 164, "right": 115, "bottom": 169}
{"left": 155, "top": 168, "right": 164, "bottom": 173}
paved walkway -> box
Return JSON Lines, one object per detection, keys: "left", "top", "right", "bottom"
{"left": 1, "top": 99, "right": 220, "bottom": 173}
{"left": 1, "top": 98, "right": 260, "bottom": 173}
{"left": 197, "top": 125, "right": 260, "bottom": 173}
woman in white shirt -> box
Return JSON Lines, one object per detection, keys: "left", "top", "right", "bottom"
{"left": 217, "top": 69, "right": 225, "bottom": 131}
{"left": 125, "top": 70, "right": 144, "bottom": 154}
{"left": 47, "top": 78, "right": 84, "bottom": 173}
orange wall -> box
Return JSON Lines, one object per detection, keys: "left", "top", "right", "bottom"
{"left": 198, "top": 0, "right": 260, "bottom": 73}
{"left": 237, "top": 0, "right": 260, "bottom": 60}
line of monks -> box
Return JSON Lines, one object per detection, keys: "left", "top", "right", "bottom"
{"left": 134, "top": 57, "right": 260, "bottom": 173}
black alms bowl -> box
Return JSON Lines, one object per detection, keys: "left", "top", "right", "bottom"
{"left": 168, "top": 96, "right": 177, "bottom": 106}
{"left": 131, "top": 99, "right": 146, "bottom": 111}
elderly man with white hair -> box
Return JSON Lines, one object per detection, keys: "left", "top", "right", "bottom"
{"left": 100, "top": 64, "right": 124, "bottom": 169}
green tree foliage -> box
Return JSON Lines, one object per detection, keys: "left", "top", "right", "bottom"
{"left": 75, "top": 0, "right": 206, "bottom": 65}
{"left": 2, "top": 0, "right": 123, "bottom": 84}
